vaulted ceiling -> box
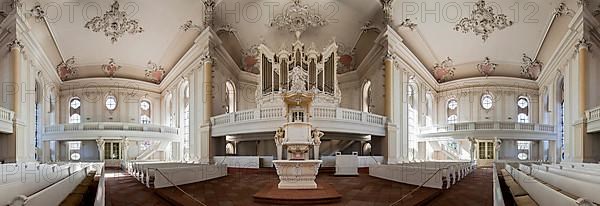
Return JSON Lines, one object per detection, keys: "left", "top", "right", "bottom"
{"left": 24, "top": 0, "right": 592, "bottom": 84}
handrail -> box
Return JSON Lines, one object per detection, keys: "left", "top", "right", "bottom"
{"left": 150, "top": 168, "right": 207, "bottom": 206}
{"left": 389, "top": 166, "right": 450, "bottom": 206}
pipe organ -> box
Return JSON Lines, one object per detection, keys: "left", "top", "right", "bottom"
{"left": 258, "top": 40, "right": 339, "bottom": 97}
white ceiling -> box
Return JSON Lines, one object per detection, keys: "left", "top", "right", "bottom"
{"left": 31, "top": 0, "right": 204, "bottom": 81}
{"left": 28, "top": 0, "right": 581, "bottom": 83}
{"left": 393, "top": 0, "right": 566, "bottom": 80}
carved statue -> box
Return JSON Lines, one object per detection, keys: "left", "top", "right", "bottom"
{"left": 289, "top": 66, "right": 308, "bottom": 92}
{"left": 311, "top": 129, "right": 324, "bottom": 145}
{"left": 494, "top": 137, "right": 502, "bottom": 151}
{"left": 468, "top": 137, "right": 476, "bottom": 160}
{"left": 274, "top": 127, "right": 285, "bottom": 145}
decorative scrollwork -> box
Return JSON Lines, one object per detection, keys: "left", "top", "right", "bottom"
{"left": 476, "top": 57, "right": 497, "bottom": 77}
{"left": 454, "top": 0, "right": 513, "bottom": 41}
{"left": 431, "top": 57, "right": 456, "bottom": 83}
{"left": 520, "top": 53, "right": 542, "bottom": 80}
{"left": 270, "top": 0, "right": 327, "bottom": 38}
{"left": 102, "top": 58, "right": 121, "bottom": 78}
{"left": 145, "top": 61, "right": 166, "bottom": 84}
{"left": 56, "top": 57, "right": 78, "bottom": 81}
{"left": 84, "top": 1, "right": 144, "bottom": 43}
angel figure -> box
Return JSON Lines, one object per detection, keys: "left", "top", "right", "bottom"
{"left": 274, "top": 127, "right": 285, "bottom": 145}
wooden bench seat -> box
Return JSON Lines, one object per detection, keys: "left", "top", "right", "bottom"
{"left": 514, "top": 195, "right": 538, "bottom": 206}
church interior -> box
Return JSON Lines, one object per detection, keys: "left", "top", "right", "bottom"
{"left": 1, "top": 0, "right": 600, "bottom": 205}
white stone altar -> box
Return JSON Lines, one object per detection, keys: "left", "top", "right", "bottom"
{"left": 335, "top": 154, "right": 359, "bottom": 176}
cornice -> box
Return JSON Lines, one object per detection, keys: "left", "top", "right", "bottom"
{"left": 437, "top": 76, "right": 538, "bottom": 92}
{"left": 60, "top": 77, "right": 161, "bottom": 94}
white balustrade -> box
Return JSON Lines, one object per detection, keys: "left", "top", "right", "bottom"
{"left": 211, "top": 106, "right": 386, "bottom": 128}
{"left": 422, "top": 121, "right": 555, "bottom": 134}
{"left": 43, "top": 122, "right": 179, "bottom": 141}
{"left": 586, "top": 106, "right": 600, "bottom": 122}
{"left": 0, "top": 106, "right": 14, "bottom": 123}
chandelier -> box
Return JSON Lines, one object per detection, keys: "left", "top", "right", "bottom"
{"left": 270, "top": 0, "right": 327, "bottom": 38}
{"left": 454, "top": 0, "right": 513, "bottom": 41}
{"left": 84, "top": 1, "right": 144, "bottom": 43}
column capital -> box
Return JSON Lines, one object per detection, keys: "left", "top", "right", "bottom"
{"left": 8, "top": 40, "right": 23, "bottom": 51}
{"left": 575, "top": 38, "right": 592, "bottom": 52}
{"left": 201, "top": 54, "right": 214, "bottom": 65}
{"left": 384, "top": 52, "right": 396, "bottom": 62}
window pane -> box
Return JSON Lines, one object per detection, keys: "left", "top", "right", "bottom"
{"left": 70, "top": 99, "right": 80, "bottom": 109}
{"left": 106, "top": 96, "right": 117, "bottom": 110}
{"left": 481, "top": 95, "right": 493, "bottom": 110}
{"left": 448, "top": 100, "right": 457, "bottom": 110}
{"left": 517, "top": 98, "right": 528, "bottom": 108}
{"left": 69, "top": 114, "right": 81, "bottom": 123}
{"left": 140, "top": 101, "right": 150, "bottom": 111}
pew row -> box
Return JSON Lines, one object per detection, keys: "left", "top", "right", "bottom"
{"left": 152, "top": 164, "right": 227, "bottom": 188}
{"left": 525, "top": 164, "right": 600, "bottom": 204}
{"left": 505, "top": 164, "right": 594, "bottom": 206}
{"left": 532, "top": 164, "right": 600, "bottom": 184}
{"left": 369, "top": 161, "right": 475, "bottom": 189}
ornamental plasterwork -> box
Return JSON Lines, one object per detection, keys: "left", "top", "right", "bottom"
{"left": 398, "top": 18, "right": 417, "bottom": 31}
{"left": 30, "top": 4, "right": 45, "bottom": 21}
{"left": 56, "top": 57, "right": 78, "bottom": 81}
{"left": 337, "top": 42, "right": 355, "bottom": 74}
{"left": 380, "top": 0, "right": 394, "bottom": 25}
{"left": 145, "top": 61, "right": 166, "bottom": 84}
{"left": 575, "top": 38, "right": 592, "bottom": 51}
{"left": 476, "top": 57, "right": 497, "bottom": 77}
{"left": 554, "top": 3, "right": 574, "bottom": 17}
{"left": 8, "top": 40, "right": 23, "bottom": 50}
{"left": 101, "top": 58, "right": 121, "bottom": 78}
{"left": 454, "top": 0, "right": 513, "bottom": 41}
{"left": 270, "top": 0, "right": 328, "bottom": 37}
{"left": 84, "top": 1, "right": 144, "bottom": 43}
{"left": 431, "top": 57, "right": 456, "bottom": 83}
{"left": 180, "top": 20, "right": 202, "bottom": 32}
{"left": 241, "top": 45, "right": 260, "bottom": 74}
{"left": 203, "top": 0, "right": 216, "bottom": 28}
{"left": 520, "top": 53, "right": 542, "bottom": 80}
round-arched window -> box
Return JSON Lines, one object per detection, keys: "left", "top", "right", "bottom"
{"left": 517, "top": 153, "right": 528, "bottom": 160}
{"left": 517, "top": 98, "right": 528, "bottom": 109}
{"left": 140, "top": 101, "right": 150, "bottom": 111}
{"left": 70, "top": 98, "right": 81, "bottom": 109}
{"left": 448, "top": 99, "right": 458, "bottom": 110}
{"left": 481, "top": 94, "right": 493, "bottom": 110}
{"left": 105, "top": 95, "right": 117, "bottom": 110}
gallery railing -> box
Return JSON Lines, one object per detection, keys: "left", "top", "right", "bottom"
{"left": 44, "top": 122, "right": 179, "bottom": 137}
{"left": 0, "top": 106, "right": 14, "bottom": 123}
{"left": 586, "top": 106, "right": 600, "bottom": 122}
{"left": 421, "top": 121, "right": 555, "bottom": 134}
{"left": 211, "top": 106, "right": 386, "bottom": 127}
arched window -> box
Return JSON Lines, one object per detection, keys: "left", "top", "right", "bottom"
{"left": 225, "top": 142, "right": 235, "bottom": 155}
{"left": 225, "top": 81, "right": 236, "bottom": 113}
{"left": 140, "top": 100, "right": 151, "bottom": 124}
{"left": 105, "top": 95, "right": 117, "bottom": 111}
{"left": 183, "top": 85, "right": 190, "bottom": 158}
{"left": 517, "top": 97, "right": 529, "bottom": 123}
{"left": 481, "top": 94, "right": 493, "bottom": 110}
{"left": 447, "top": 99, "right": 458, "bottom": 124}
{"left": 69, "top": 97, "right": 81, "bottom": 123}
{"left": 362, "top": 80, "right": 372, "bottom": 113}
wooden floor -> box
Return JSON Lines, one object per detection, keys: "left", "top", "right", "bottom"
{"left": 105, "top": 167, "right": 493, "bottom": 206}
